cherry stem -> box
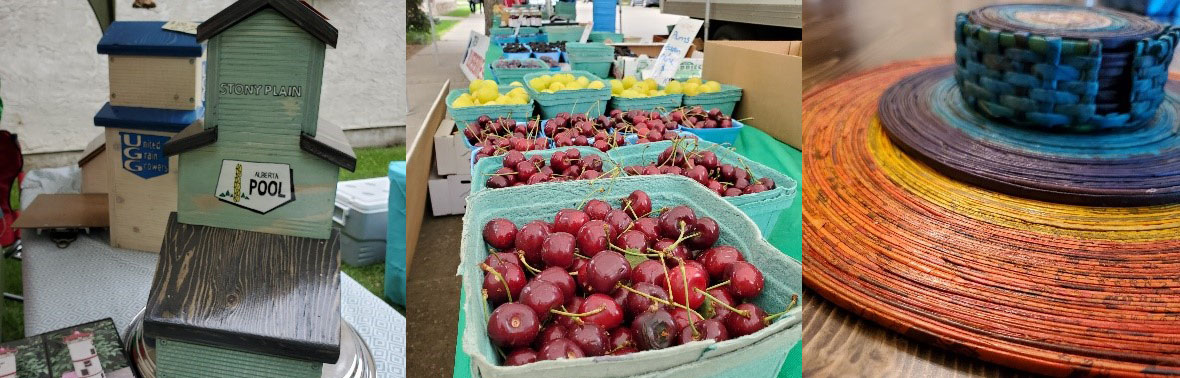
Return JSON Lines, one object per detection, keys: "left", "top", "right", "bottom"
{"left": 515, "top": 251, "right": 542, "bottom": 274}
{"left": 762, "top": 294, "right": 800, "bottom": 325}
{"left": 695, "top": 287, "right": 748, "bottom": 318}
{"left": 480, "top": 263, "right": 513, "bottom": 303}
{"left": 612, "top": 244, "right": 659, "bottom": 258}
{"left": 617, "top": 283, "right": 705, "bottom": 320}
{"left": 678, "top": 263, "right": 698, "bottom": 336}
{"left": 706, "top": 280, "right": 730, "bottom": 291}
{"left": 574, "top": 252, "right": 591, "bottom": 259}
{"left": 550, "top": 306, "right": 604, "bottom": 318}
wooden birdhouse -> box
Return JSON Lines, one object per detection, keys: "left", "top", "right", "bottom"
{"left": 144, "top": 1, "right": 352, "bottom": 376}
{"left": 93, "top": 22, "right": 205, "bottom": 253}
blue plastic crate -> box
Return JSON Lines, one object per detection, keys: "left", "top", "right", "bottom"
{"left": 679, "top": 118, "right": 746, "bottom": 145}
{"left": 501, "top": 45, "right": 532, "bottom": 60}
{"left": 384, "top": 161, "right": 407, "bottom": 307}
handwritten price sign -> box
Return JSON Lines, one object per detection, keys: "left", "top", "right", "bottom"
{"left": 460, "top": 31, "right": 491, "bottom": 81}
{"left": 645, "top": 18, "right": 703, "bottom": 86}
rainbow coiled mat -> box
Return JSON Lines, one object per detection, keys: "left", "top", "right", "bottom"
{"left": 804, "top": 58, "right": 1180, "bottom": 377}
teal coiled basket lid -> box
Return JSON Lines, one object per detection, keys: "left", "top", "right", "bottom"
{"left": 954, "top": 4, "right": 1179, "bottom": 131}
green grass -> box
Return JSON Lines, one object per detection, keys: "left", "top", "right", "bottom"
{"left": 407, "top": 18, "right": 462, "bottom": 45}
{"left": 445, "top": 6, "right": 472, "bottom": 18}
{"left": 339, "top": 145, "right": 406, "bottom": 314}
{"left": 2, "top": 253, "right": 23, "bottom": 342}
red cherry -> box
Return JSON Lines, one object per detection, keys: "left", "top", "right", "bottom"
{"left": 584, "top": 199, "right": 612, "bottom": 220}
{"left": 631, "top": 218, "right": 660, "bottom": 241}
{"left": 726, "top": 261, "right": 764, "bottom": 299}
{"left": 505, "top": 348, "right": 537, "bottom": 366}
{"left": 538, "top": 338, "right": 585, "bottom": 361}
{"left": 503, "top": 150, "right": 526, "bottom": 168}
{"left": 725, "top": 303, "right": 768, "bottom": 337}
{"left": 487, "top": 303, "right": 540, "bottom": 348}
{"left": 534, "top": 267, "right": 576, "bottom": 301}
{"left": 631, "top": 259, "right": 668, "bottom": 287}
{"left": 611, "top": 347, "right": 638, "bottom": 355}
{"left": 688, "top": 217, "right": 719, "bottom": 250}
{"left": 650, "top": 239, "right": 689, "bottom": 267}
{"left": 553, "top": 209, "right": 589, "bottom": 234}
{"left": 576, "top": 220, "right": 613, "bottom": 257}
{"left": 677, "top": 318, "right": 729, "bottom": 344}
{"left": 586, "top": 251, "right": 631, "bottom": 294}
{"left": 483, "top": 263, "right": 527, "bottom": 305}
{"left": 670, "top": 307, "right": 704, "bottom": 332}
{"left": 623, "top": 190, "right": 653, "bottom": 219}
{"left": 579, "top": 294, "right": 624, "bottom": 330}
{"left": 559, "top": 296, "right": 586, "bottom": 329}
{"left": 519, "top": 280, "right": 565, "bottom": 322}
{"left": 631, "top": 309, "right": 676, "bottom": 351}
{"left": 537, "top": 324, "right": 568, "bottom": 348}
{"left": 657, "top": 206, "right": 696, "bottom": 239}
{"left": 609, "top": 327, "right": 636, "bottom": 352}
{"left": 624, "top": 282, "right": 669, "bottom": 317}
{"left": 614, "top": 230, "right": 650, "bottom": 254}
{"left": 515, "top": 221, "right": 549, "bottom": 266}
{"left": 569, "top": 323, "right": 609, "bottom": 356}
{"left": 700, "top": 246, "right": 745, "bottom": 278}
{"left": 483, "top": 218, "right": 518, "bottom": 250}
{"left": 704, "top": 288, "right": 737, "bottom": 320}
{"left": 540, "top": 232, "right": 576, "bottom": 269}
{"left": 483, "top": 252, "right": 521, "bottom": 272}
{"left": 602, "top": 210, "right": 634, "bottom": 237}
{"left": 667, "top": 261, "right": 707, "bottom": 309}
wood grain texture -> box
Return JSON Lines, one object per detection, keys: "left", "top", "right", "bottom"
{"left": 80, "top": 134, "right": 109, "bottom": 194}
{"left": 144, "top": 213, "right": 341, "bottom": 363}
{"left": 405, "top": 80, "right": 452, "bottom": 273}
{"left": 299, "top": 119, "right": 356, "bottom": 171}
{"left": 196, "top": 0, "right": 338, "bottom": 47}
{"left": 802, "top": 1, "right": 1079, "bottom": 376}
{"left": 108, "top": 54, "right": 203, "bottom": 110}
{"left": 11, "top": 194, "right": 109, "bottom": 229}
{"left": 105, "top": 127, "right": 177, "bottom": 253}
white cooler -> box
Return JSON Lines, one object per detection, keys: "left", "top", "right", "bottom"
{"left": 334, "top": 178, "right": 390, "bottom": 266}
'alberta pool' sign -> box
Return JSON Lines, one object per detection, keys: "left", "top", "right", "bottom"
{"left": 215, "top": 160, "right": 295, "bottom": 214}
{"left": 120, "top": 132, "right": 170, "bottom": 179}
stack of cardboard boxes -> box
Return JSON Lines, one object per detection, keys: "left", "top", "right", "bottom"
{"left": 428, "top": 118, "right": 472, "bottom": 216}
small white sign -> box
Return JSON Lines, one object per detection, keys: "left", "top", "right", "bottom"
{"left": 645, "top": 18, "right": 704, "bottom": 86}
{"left": 579, "top": 21, "right": 594, "bottom": 43}
{"left": 162, "top": 21, "right": 199, "bottom": 35}
{"left": 460, "top": 31, "right": 491, "bottom": 82}
{"left": 215, "top": 160, "right": 295, "bottom": 214}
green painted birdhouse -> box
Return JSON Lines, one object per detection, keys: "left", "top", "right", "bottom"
{"left": 164, "top": 0, "right": 355, "bottom": 240}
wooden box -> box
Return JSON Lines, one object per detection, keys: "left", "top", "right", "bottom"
{"left": 98, "top": 21, "right": 204, "bottom": 110}
{"left": 92, "top": 104, "right": 200, "bottom": 253}
{"left": 78, "top": 134, "right": 109, "bottom": 194}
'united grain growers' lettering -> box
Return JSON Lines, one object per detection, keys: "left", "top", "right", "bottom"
{"left": 219, "top": 83, "right": 303, "bottom": 97}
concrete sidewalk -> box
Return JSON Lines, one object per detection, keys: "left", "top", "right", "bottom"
{"left": 406, "top": 12, "right": 485, "bottom": 142}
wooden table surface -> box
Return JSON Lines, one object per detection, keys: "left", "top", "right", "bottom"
{"left": 801, "top": 1, "right": 1089, "bottom": 376}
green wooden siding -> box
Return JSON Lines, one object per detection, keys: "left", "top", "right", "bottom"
{"left": 203, "top": 9, "right": 326, "bottom": 138}
{"left": 156, "top": 338, "right": 321, "bottom": 378}
{"left": 177, "top": 142, "right": 338, "bottom": 239}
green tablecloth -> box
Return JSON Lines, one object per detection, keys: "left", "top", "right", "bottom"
{"left": 452, "top": 125, "right": 803, "bottom": 377}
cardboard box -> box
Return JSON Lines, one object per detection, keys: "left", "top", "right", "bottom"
{"left": 428, "top": 172, "right": 471, "bottom": 216}
{"left": 406, "top": 80, "right": 452, "bottom": 272}
{"left": 702, "top": 40, "right": 802, "bottom": 149}
{"left": 433, "top": 119, "right": 474, "bottom": 176}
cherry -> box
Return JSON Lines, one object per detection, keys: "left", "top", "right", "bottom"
{"left": 667, "top": 261, "right": 707, "bottom": 309}
{"left": 558, "top": 296, "right": 586, "bottom": 329}
{"left": 758, "top": 177, "right": 776, "bottom": 190}
{"left": 610, "top": 347, "right": 638, "bottom": 355}
{"left": 538, "top": 338, "right": 585, "bottom": 361}
{"left": 586, "top": 251, "right": 631, "bottom": 294}
{"left": 578, "top": 294, "right": 624, "bottom": 330}
{"left": 703, "top": 288, "right": 737, "bottom": 320}
{"left": 540, "top": 232, "right": 576, "bottom": 269}
{"left": 723, "top": 188, "right": 743, "bottom": 197}
{"left": 609, "top": 327, "right": 636, "bottom": 352}
{"left": 623, "top": 190, "right": 653, "bottom": 219}
{"left": 700, "top": 246, "right": 745, "bottom": 278}
{"left": 537, "top": 324, "right": 567, "bottom": 348}
{"left": 687, "top": 217, "right": 719, "bottom": 250}
{"left": 631, "top": 260, "right": 668, "bottom": 287}
{"left": 515, "top": 221, "right": 549, "bottom": 266}
{"left": 651, "top": 239, "right": 689, "bottom": 267}
{"left": 550, "top": 151, "right": 570, "bottom": 171}
{"left": 553, "top": 209, "right": 589, "bottom": 234}
{"left": 584, "top": 199, "right": 612, "bottom": 220}
{"left": 602, "top": 210, "right": 634, "bottom": 237}
{"left": 519, "top": 280, "right": 564, "bottom": 322}
{"left": 505, "top": 348, "right": 537, "bottom": 366}
{"left": 632, "top": 309, "right": 676, "bottom": 351}
{"left": 487, "top": 303, "right": 540, "bottom": 348}
{"left": 614, "top": 230, "right": 650, "bottom": 254}
{"left": 610, "top": 286, "right": 631, "bottom": 309}
{"left": 677, "top": 318, "right": 729, "bottom": 344}
{"left": 624, "top": 282, "right": 669, "bottom": 317}
{"left": 696, "top": 151, "right": 719, "bottom": 171}
{"left": 483, "top": 218, "right": 518, "bottom": 250}
{"left": 726, "top": 261, "right": 764, "bottom": 299}
{"left": 503, "top": 150, "right": 526, "bottom": 169}
{"left": 569, "top": 323, "right": 609, "bottom": 356}
{"left": 631, "top": 218, "right": 660, "bottom": 241}
{"left": 534, "top": 267, "right": 576, "bottom": 301}
{"left": 483, "top": 263, "right": 527, "bottom": 305}
{"left": 725, "top": 303, "right": 768, "bottom": 337}
{"left": 483, "top": 252, "right": 521, "bottom": 272}
{"left": 657, "top": 206, "right": 696, "bottom": 239}
{"left": 486, "top": 175, "right": 509, "bottom": 189}
{"left": 670, "top": 307, "right": 704, "bottom": 333}
{"left": 576, "top": 220, "right": 613, "bottom": 257}
{"left": 515, "top": 160, "right": 538, "bottom": 182}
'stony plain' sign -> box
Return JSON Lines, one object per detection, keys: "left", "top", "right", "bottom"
{"left": 215, "top": 160, "right": 295, "bottom": 214}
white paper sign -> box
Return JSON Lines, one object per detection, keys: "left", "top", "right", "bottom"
{"left": 460, "top": 31, "right": 491, "bottom": 82}
{"left": 215, "top": 160, "right": 295, "bottom": 214}
{"left": 645, "top": 18, "right": 704, "bottom": 86}
{"left": 162, "top": 21, "right": 199, "bottom": 35}
{"left": 579, "top": 21, "right": 594, "bottom": 43}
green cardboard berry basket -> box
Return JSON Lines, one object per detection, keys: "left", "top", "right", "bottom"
{"left": 588, "top": 31, "right": 625, "bottom": 43}
{"left": 608, "top": 139, "right": 797, "bottom": 237}
{"left": 609, "top": 93, "right": 684, "bottom": 112}
{"left": 543, "top": 25, "right": 585, "bottom": 42}
{"left": 446, "top": 85, "right": 536, "bottom": 125}
{"left": 566, "top": 42, "right": 615, "bottom": 60}
{"left": 491, "top": 59, "right": 552, "bottom": 85}
{"left": 458, "top": 175, "right": 803, "bottom": 378}
{"left": 523, "top": 70, "right": 613, "bottom": 118}
{"left": 683, "top": 84, "right": 743, "bottom": 116}
{"left": 468, "top": 146, "right": 609, "bottom": 190}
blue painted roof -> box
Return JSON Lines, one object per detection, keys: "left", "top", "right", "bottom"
{"left": 97, "top": 21, "right": 203, "bottom": 57}
{"left": 94, "top": 103, "right": 203, "bottom": 133}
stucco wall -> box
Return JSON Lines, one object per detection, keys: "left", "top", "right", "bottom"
{"left": 0, "top": 0, "right": 406, "bottom": 157}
